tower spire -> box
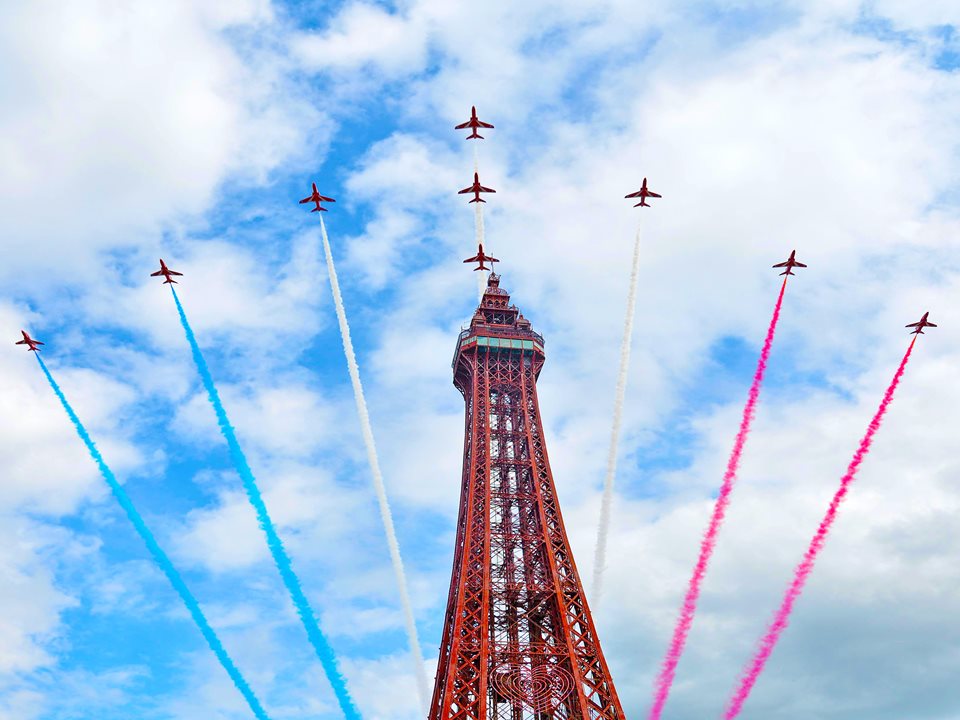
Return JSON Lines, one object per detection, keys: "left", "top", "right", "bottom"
{"left": 431, "top": 276, "right": 626, "bottom": 720}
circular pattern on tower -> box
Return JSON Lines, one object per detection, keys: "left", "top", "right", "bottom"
{"left": 491, "top": 663, "right": 575, "bottom": 712}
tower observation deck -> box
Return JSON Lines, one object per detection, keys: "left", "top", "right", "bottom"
{"left": 430, "top": 273, "right": 626, "bottom": 720}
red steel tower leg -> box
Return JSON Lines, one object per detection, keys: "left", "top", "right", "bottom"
{"left": 430, "top": 274, "right": 626, "bottom": 720}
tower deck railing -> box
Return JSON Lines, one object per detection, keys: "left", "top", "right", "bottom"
{"left": 452, "top": 326, "right": 546, "bottom": 368}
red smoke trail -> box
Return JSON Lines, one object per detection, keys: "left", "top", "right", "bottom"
{"left": 648, "top": 278, "right": 789, "bottom": 720}
{"left": 724, "top": 335, "right": 917, "bottom": 719}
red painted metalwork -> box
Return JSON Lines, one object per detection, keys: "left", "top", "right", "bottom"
{"left": 430, "top": 273, "right": 626, "bottom": 720}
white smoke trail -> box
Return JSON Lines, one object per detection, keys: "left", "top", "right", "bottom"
{"left": 474, "top": 203, "right": 486, "bottom": 299}
{"left": 591, "top": 220, "right": 643, "bottom": 605}
{"left": 319, "top": 216, "right": 431, "bottom": 714}
{"left": 473, "top": 143, "right": 486, "bottom": 299}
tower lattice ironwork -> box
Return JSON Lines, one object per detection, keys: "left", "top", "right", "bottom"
{"left": 429, "top": 273, "right": 626, "bottom": 720}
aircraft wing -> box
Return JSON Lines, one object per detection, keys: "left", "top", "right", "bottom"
{"left": 150, "top": 269, "right": 164, "bottom": 276}
{"left": 458, "top": 186, "right": 474, "bottom": 194}
{"left": 298, "top": 196, "right": 313, "bottom": 204}
{"left": 928, "top": 321, "right": 939, "bottom": 327}
{"left": 794, "top": 261, "right": 807, "bottom": 267}
{"left": 463, "top": 255, "right": 480, "bottom": 264}
{"left": 772, "top": 260, "right": 789, "bottom": 268}
{"left": 454, "top": 120, "right": 472, "bottom": 129}
{"left": 905, "top": 321, "right": 921, "bottom": 327}
{"left": 318, "top": 195, "right": 335, "bottom": 203}
{"left": 478, "top": 185, "right": 496, "bottom": 193}
{"left": 487, "top": 255, "right": 500, "bottom": 263}
{"left": 170, "top": 270, "right": 183, "bottom": 276}
{"left": 478, "top": 120, "right": 494, "bottom": 128}
{"left": 624, "top": 190, "right": 642, "bottom": 198}
{"left": 648, "top": 191, "right": 662, "bottom": 198}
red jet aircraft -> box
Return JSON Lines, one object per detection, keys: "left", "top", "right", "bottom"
{"left": 151, "top": 259, "right": 183, "bottom": 284}
{"left": 455, "top": 106, "right": 494, "bottom": 139}
{"left": 624, "top": 178, "right": 662, "bottom": 207}
{"left": 906, "top": 312, "right": 937, "bottom": 334}
{"left": 772, "top": 250, "right": 808, "bottom": 276}
{"left": 458, "top": 172, "right": 497, "bottom": 203}
{"left": 464, "top": 243, "right": 499, "bottom": 271}
{"left": 15, "top": 330, "right": 43, "bottom": 352}
{"left": 299, "top": 182, "right": 336, "bottom": 212}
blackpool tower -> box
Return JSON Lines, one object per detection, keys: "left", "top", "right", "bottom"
{"left": 429, "top": 273, "right": 626, "bottom": 720}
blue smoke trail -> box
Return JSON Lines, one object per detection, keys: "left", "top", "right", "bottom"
{"left": 169, "top": 287, "right": 361, "bottom": 720}
{"left": 35, "top": 354, "right": 270, "bottom": 720}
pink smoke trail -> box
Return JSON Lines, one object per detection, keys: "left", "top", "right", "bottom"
{"left": 724, "top": 335, "right": 917, "bottom": 719}
{"left": 648, "top": 277, "right": 789, "bottom": 720}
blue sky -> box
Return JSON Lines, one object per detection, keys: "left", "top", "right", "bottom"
{"left": 1, "top": 1, "right": 959, "bottom": 719}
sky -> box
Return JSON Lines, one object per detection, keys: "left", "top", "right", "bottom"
{"left": 1, "top": 1, "right": 959, "bottom": 719}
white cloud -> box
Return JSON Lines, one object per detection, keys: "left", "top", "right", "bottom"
{"left": 0, "top": 304, "right": 144, "bottom": 515}
{"left": 97, "top": 234, "right": 325, "bottom": 341}
{"left": 293, "top": 4, "right": 429, "bottom": 76}
{"left": 0, "top": 520, "right": 77, "bottom": 675}
{"left": 853, "top": 0, "right": 959, "bottom": 27}
{"left": 0, "top": 0, "right": 325, "bottom": 286}
{"left": 345, "top": 653, "right": 424, "bottom": 720}
{"left": 171, "top": 456, "right": 372, "bottom": 575}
